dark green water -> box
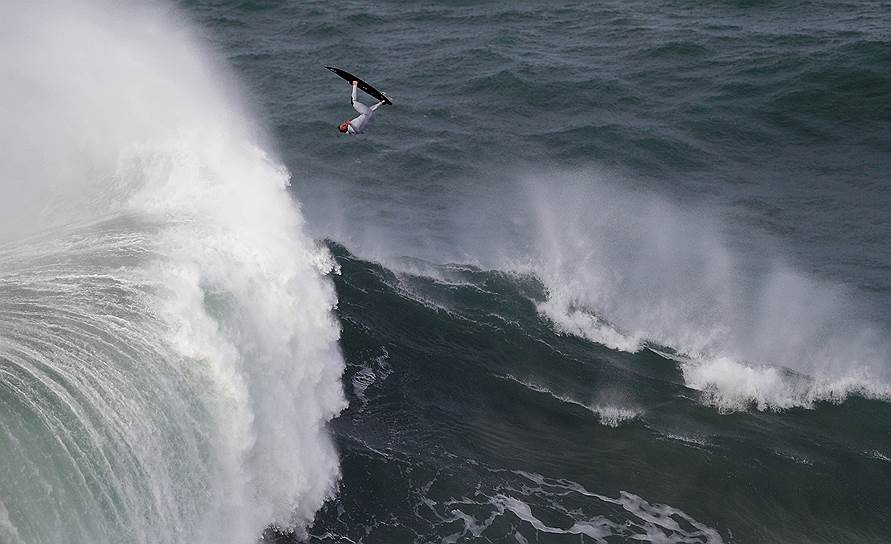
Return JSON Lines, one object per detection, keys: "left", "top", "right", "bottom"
{"left": 181, "top": 1, "right": 891, "bottom": 542}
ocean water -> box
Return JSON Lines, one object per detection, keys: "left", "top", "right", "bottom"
{"left": 1, "top": 0, "right": 890, "bottom": 543}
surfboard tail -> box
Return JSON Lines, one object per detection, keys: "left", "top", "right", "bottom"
{"left": 325, "top": 66, "right": 393, "bottom": 105}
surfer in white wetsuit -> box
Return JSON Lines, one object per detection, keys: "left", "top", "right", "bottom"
{"left": 339, "top": 81, "right": 386, "bottom": 134}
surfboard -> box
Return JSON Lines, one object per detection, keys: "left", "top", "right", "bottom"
{"left": 325, "top": 66, "right": 392, "bottom": 105}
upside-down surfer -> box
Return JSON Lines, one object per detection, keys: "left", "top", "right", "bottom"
{"left": 325, "top": 66, "right": 391, "bottom": 135}
{"left": 339, "top": 81, "right": 387, "bottom": 134}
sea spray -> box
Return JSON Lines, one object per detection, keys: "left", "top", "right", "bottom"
{"left": 519, "top": 172, "right": 890, "bottom": 410}
{"left": 0, "top": 1, "right": 345, "bottom": 543}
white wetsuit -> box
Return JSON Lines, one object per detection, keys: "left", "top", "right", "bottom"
{"left": 347, "top": 83, "right": 385, "bottom": 134}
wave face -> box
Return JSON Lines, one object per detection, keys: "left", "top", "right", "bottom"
{"left": 298, "top": 245, "right": 891, "bottom": 544}
{"left": 0, "top": 2, "right": 345, "bottom": 543}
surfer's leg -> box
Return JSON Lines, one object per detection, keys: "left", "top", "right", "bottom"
{"left": 352, "top": 101, "right": 370, "bottom": 115}
{"left": 350, "top": 83, "right": 370, "bottom": 114}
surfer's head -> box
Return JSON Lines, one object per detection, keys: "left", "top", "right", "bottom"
{"left": 338, "top": 121, "right": 350, "bottom": 133}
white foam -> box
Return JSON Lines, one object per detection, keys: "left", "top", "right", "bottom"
{"left": 0, "top": 1, "right": 345, "bottom": 543}
{"left": 592, "top": 404, "right": 642, "bottom": 427}
{"left": 416, "top": 470, "right": 723, "bottom": 543}
{"left": 865, "top": 450, "right": 890, "bottom": 463}
{"left": 0, "top": 500, "right": 22, "bottom": 544}
{"left": 773, "top": 450, "right": 814, "bottom": 466}
{"left": 662, "top": 433, "right": 710, "bottom": 448}
{"left": 538, "top": 297, "right": 643, "bottom": 352}
{"left": 680, "top": 356, "right": 891, "bottom": 413}
{"left": 505, "top": 473, "right": 723, "bottom": 543}
{"left": 496, "top": 495, "right": 613, "bottom": 540}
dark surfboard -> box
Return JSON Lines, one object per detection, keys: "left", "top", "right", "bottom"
{"left": 325, "top": 66, "right": 392, "bottom": 105}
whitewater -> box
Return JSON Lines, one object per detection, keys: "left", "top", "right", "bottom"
{"left": 0, "top": 2, "right": 345, "bottom": 543}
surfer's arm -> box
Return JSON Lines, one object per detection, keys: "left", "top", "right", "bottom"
{"left": 370, "top": 100, "right": 386, "bottom": 111}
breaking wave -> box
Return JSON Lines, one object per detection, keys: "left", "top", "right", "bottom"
{"left": 521, "top": 173, "right": 891, "bottom": 412}
{"left": 0, "top": 2, "right": 344, "bottom": 543}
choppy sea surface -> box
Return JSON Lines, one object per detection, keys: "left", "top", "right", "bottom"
{"left": 1, "top": 1, "right": 889, "bottom": 543}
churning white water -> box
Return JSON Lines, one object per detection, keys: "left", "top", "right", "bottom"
{"left": 0, "top": 1, "right": 345, "bottom": 543}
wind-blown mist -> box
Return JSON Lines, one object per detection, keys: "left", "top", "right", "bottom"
{"left": 0, "top": 2, "right": 344, "bottom": 543}
{"left": 520, "top": 174, "right": 890, "bottom": 412}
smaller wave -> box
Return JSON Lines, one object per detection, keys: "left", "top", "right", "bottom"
{"left": 545, "top": 311, "right": 891, "bottom": 415}
{"left": 539, "top": 262, "right": 891, "bottom": 414}
{"left": 518, "top": 173, "right": 891, "bottom": 417}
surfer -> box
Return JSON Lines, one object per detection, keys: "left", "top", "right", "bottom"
{"left": 339, "top": 81, "right": 387, "bottom": 134}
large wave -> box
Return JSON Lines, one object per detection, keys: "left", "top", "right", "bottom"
{"left": 0, "top": 2, "right": 345, "bottom": 543}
